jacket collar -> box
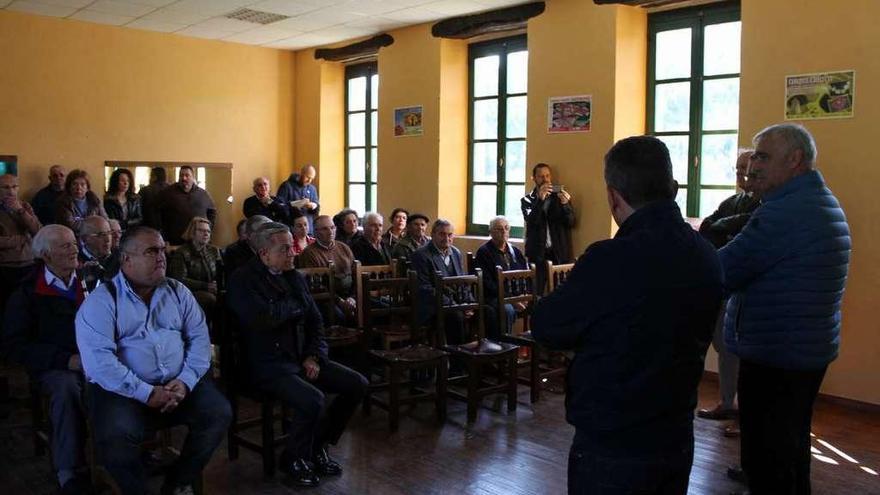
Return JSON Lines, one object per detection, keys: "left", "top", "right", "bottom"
{"left": 614, "top": 200, "right": 683, "bottom": 239}
{"left": 762, "top": 170, "right": 825, "bottom": 203}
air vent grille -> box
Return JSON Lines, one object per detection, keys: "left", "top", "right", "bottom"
{"left": 224, "top": 8, "right": 290, "bottom": 25}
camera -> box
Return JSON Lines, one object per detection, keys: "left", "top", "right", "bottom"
{"left": 551, "top": 185, "right": 564, "bottom": 193}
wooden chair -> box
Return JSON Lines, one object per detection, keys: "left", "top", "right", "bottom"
{"left": 354, "top": 260, "right": 397, "bottom": 329}
{"left": 362, "top": 271, "right": 449, "bottom": 431}
{"left": 434, "top": 269, "right": 519, "bottom": 423}
{"left": 547, "top": 261, "right": 575, "bottom": 293}
{"left": 298, "top": 263, "right": 362, "bottom": 350}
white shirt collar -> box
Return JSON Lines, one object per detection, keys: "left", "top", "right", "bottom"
{"left": 44, "top": 266, "right": 77, "bottom": 291}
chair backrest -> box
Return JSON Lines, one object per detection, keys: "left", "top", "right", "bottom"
{"left": 465, "top": 251, "right": 476, "bottom": 275}
{"left": 297, "top": 262, "right": 337, "bottom": 325}
{"left": 361, "top": 270, "right": 420, "bottom": 344}
{"left": 546, "top": 261, "right": 575, "bottom": 293}
{"left": 432, "top": 268, "right": 485, "bottom": 346}
{"left": 354, "top": 259, "right": 398, "bottom": 327}
{"left": 496, "top": 263, "right": 538, "bottom": 333}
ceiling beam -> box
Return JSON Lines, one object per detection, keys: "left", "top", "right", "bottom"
{"left": 314, "top": 34, "right": 394, "bottom": 62}
{"left": 432, "top": 2, "right": 545, "bottom": 39}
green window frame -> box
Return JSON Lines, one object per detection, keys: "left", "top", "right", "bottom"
{"left": 648, "top": 3, "right": 742, "bottom": 218}
{"left": 344, "top": 62, "right": 378, "bottom": 214}
{"left": 467, "top": 35, "right": 528, "bottom": 237}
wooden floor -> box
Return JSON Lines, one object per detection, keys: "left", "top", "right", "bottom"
{"left": 1, "top": 371, "right": 878, "bottom": 495}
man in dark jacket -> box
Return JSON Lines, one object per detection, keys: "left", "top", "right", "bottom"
{"left": 223, "top": 215, "right": 270, "bottom": 279}
{"left": 532, "top": 136, "right": 722, "bottom": 495}
{"left": 521, "top": 163, "right": 575, "bottom": 294}
{"left": 156, "top": 166, "right": 216, "bottom": 245}
{"left": 474, "top": 216, "right": 527, "bottom": 339}
{"left": 350, "top": 212, "right": 392, "bottom": 266}
{"left": 243, "top": 176, "right": 295, "bottom": 225}
{"left": 719, "top": 124, "right": 850, "bottom": 495}
{"left": 227, "top": 222, "right": 366, "bottom": 488}
{"left": 77, "top": 215, "right": 119, "bottom": 291}
{"left": 2, "top": 224, "right": 90, "bottom": 494}
{"left": 30, "top": 164, "right": 66, "bottom": 226}
{"left": 277, "top": 165, "right": 319, "bottom": 234}
{"left": 138, "top": 167, "right": 167, "bottom": 229}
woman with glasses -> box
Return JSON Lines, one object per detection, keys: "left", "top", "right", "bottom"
{"left": 167, "top": 217, "right": 221, "bottom": 331}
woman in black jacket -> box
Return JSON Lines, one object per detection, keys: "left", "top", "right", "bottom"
{"left": 103, "top": 168, "right": 142, "bottom": 232}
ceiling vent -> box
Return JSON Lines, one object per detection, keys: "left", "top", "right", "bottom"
{"left": 224, "top": 8, "right": 290, "bottom": 25}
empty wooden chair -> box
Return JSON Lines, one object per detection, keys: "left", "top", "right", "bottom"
{"left": 354, "top": 260, "right": 397, "bottom": 329}
{"left": 546, "top": 260, "right": 575, "bottom": 293}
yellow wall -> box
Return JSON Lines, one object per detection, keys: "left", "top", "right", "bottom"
{"left": 0, "top": 10, "right": 295, "bottom": 246}
{"left": 740, "top": 0, "right": 880, "bottom": 404}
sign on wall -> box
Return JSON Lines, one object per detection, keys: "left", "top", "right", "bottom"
{"left": 548, "top": 95, "right": 592, "bottom": 133}
{"left": 785, "top": 70, "right": 855, "bottom": 120}
{"left": 394, "top": 105, "right": 423, "bottom": 137}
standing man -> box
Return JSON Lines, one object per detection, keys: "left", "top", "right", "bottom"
{"left": 350, "top": 212, "right": 392, "bottom": 266}
{"left": 243, "top": 177, "right": 294, "bottom": 225}
{"left": 76, "top": 227, "right": 231, "bottom": 495}
{"left": 139, "top": 167, "right": 168, "bottom": 229}
{"left": 521, "top": 163, "right": 575, "bottom": 294}
{"left": 277, "top": 165, "right": 319, "bottom": 233}
{"left": 531, "top": 136, "right": 722, "bottom": 495}
{"left": 31, "top": 165, "right": 67, "bottom": 226}
{"left": 0, "top": 174, "right": 42, "bottom": 313}
{"left": 157, "top": 166, "right": 216, "bottom": 245}
{"left": 720, "top": 124, "right": 850, "bottom": 495}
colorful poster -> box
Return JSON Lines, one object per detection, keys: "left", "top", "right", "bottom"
{"left": 785, "top": 70, "right": 855, "bottom": 120}
{"left": 548, "top": 95, "right": 591, "bottom": 133}
{"left": 394, "top": 106, "right": 423, "bottom": 137}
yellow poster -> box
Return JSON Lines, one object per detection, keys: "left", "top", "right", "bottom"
{"left": 785, "top": 70, "right": 855, "bottom": 120}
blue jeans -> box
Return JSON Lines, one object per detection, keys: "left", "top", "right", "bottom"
{"left": 87, "top": 377, "right": 231, "bottom": 495}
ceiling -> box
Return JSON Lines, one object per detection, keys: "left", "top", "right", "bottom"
{"left": 0, "top": 0, "right": 530, "bottom": 50}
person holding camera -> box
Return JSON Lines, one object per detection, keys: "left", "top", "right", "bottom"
{"left": 521, "top": 162, "right": 575, "bottom": 294}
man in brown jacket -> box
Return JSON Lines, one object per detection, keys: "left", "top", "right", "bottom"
{"left": 298, "top": 215, "right": 356, "bottom": 323}
{"left": 156, "top": 166, "right": 216, "bottom": 245}
{"left": 0, "top": 174, "right": 41, "bottom": 313}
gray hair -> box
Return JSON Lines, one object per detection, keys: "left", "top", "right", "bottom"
{"left": 431, "top": 218, "right": 453, "bottom": 234}
{"left": 488, "top": 216, "right": 509, "bottom": 231}
{"left": 107, "top": 219, "right": 121, "bottom": 230}
{"left": 32, "top": 225, "right": 74, "bottom": 259}
{"left": 362, "top": 211, "right": 383, "bottom": 226}
{"left": 78, "top": 215, "right": 109, "bottom": 237}
{"left": 251, "top": 222, "right": 290, "bottom": 252}
{"left": 252, "top": 176, "right": 269, "bottom": 187}
{"left": 119, "top": 226, "right": 162, "bottom": 254}
{"left": 753, "top": 123, "right": 817, "bottom": 168}
{"left": 245, "top": 215, "right": 271, "bottom": 236}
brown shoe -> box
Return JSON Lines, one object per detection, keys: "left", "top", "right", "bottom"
{"left": 723, "top": 423, "right": 741, "bottom": 438}
{"left": 697, "top": 404, "right": 738, "bottom": 420}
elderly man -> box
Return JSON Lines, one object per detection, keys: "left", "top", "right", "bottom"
{"left": 228, "top": 222, "right": 366, "bottom": 487}
{"left": 350, "top": 212, "right": 392, "bottom": 266}
{"left": 531, "top": 136, "right": 722, "bottom": 495}
{"left": 0, "top": 174, "right": 42, "bottom": 313}
{"left": 243, "top": 176, "right": 294, "bottom": 224}
{"left": 474, "top": 216, "right": 527, "bottom": 339}
{"left": 223, "top": 215, "right": 271, "bottom": 278}
{"left": 75, "top": 226, "right": 231, "bottom": 495}
{"left": 157, "top": 166, "right": 216, "bottom": 245}
{"left": 299, "top": 215, "right": 357, "bottom": 321}
{"left": 108, "top": 219, "right": 123, "bottom": 251}
{"left": 277, "top": 165, "right": 320, "bottom": 233}
{"left": 521, "top": 163, "right": 575, "bottom": 294}
{"left": 720, "top": 124, "right": 850, "bottom": 495}
{"left": 78, "top": 215, "right": 118, "bottom": 291}
{"left": 390, "top": 213, "right": 430, "bottom": 266}
{"left": 3, "top": 224, "right": 89, "bottom": 494}
{"left": 31, "top": 164, "right": 67, "bottom": 226}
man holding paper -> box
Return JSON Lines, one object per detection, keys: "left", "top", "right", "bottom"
{"left": 278, "top": 165, "right": 320, "bottom": 234}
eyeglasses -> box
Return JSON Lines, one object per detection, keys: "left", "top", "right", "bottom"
{"left": 86, "top": 231, "right": 112, "bottom": 238}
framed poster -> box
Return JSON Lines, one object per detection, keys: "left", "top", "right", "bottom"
{"left": 785, "top": 70, "right": 855, "bottom": 120}
{"left": 548, "top": 95, "right": 591, "bottom": 133}
{"left": 394, "top": 106, "right": 423, "bottom": 137}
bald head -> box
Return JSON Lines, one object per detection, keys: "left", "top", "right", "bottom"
{"left": 299, "top": 165, "right": 316, "bottom": 186}
{"left": 49, "top": 165, "right": 66, "bottom": 191}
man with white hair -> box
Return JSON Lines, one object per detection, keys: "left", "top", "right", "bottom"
{"left": 719, "top": 123, "right": 850, "bottom": 494}
{"left": 223, "top": 214, "right": 271, "bottom": 278}
{"left": 474, "top": 216, "right": 527, "bottom": 339}
{"left": 78, "top": 215, "right": 118, "bottom": 291}
{"left": 350, "top": 211, "right": 392, "bottom": 266}
{"left": 243, "top": 176, "right": 293, "bottom": 225}
{"left": 3, "top": 224, "right": 89, "bottom": 494}
{"left": 108, "top": 219, "right": 122, "bottom": 251}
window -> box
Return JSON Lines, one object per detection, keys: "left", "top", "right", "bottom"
{"left": 345, "top": 62, "right": 378, "bottom": 214}
{"left": 468, "top": 35, "right": 528, "bottom": 236}
{"left": 648, "top": 4, "right": 741, "bottom": 218}
{"left": 104, "top": 165, "right": 154, "bottom": 193}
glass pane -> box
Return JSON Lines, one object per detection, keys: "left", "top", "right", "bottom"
{"left": 505, "top": 141, "right": 526, "bottom": 183}
{"left": 674, "top": 187, "right": 688, "bottom": 216}
{"left": 472, "top": 143, "right": 497, "bottom": 182}
{"left": 474, "top": 55, "right": 499, "bottom": 97}
{"left": 702, "top": 78, "right": 739, "bottom": 131}
{"left": 474, "top": 99, "right": 498, "bottom": 140}
{"left": 655, "top": 28, "right": 691, "bottom": 80}
{"left": 700, "top": 133, "right": 738, "bottom": 186}
{"left": 348, "top": 149, "right": 365, "bottom": 182}
{"left": 370, "top": 111, "right": 378, "bottom": 146}
{"left": 370, "top": 74, "right": 379, "bottom": 110}
{"left": 506, "top": 96, "right": 527, "bottom": 139}
{"left": 505, "top": 185, "right": 524, "bottom": 228}
{"left": 654, "top": 82, "right": 690, "bottom": 132}
{"left": 656, "top": 135, "right": 689, "bottom": 185}
{"left": 134, "top": 167, "right": 151, "bottom": 193}
{"left": 348, "top": 113, "right": 365, "bottom": 146}
{"left": 370, "top": 184, "right": 377, "bottom": 212}
{"left": 370, "top": 148, "right": 377, "bottom": 182}
{"left": 471, "top": 185, "right": 497, "bottom": 226}
{"left": 506, "top": 50, "right": 528, "bottom": 94}
{"left": 348, "top": 185, "right": 365, "bottom": 215}
{"left": 704, "top": 21, "right": 741, "bottom": 76}
{"left": 700, "top": 188, "right": 735, "bottom": 218}
{"left": 348, "top": 76, "right": 366, "bottom": 112}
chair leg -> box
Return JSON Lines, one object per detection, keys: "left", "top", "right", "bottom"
{"left": 467, "top": 360, "right": 480, "bottom": 424}
{"left": 507, "top": 355, "right": 518, "bottom": 413}
{"left": 388, "top": 365, "right": 400, "bottom": 432}
{"left": 227, "top": 395, "right": 239, "bottom": 461}
{"left": 261, "top": 401, "right": 275, "bottom": 477}
{"left": 530, "top": 345, "right": 541, "bottom": 403}
{"left": 436, "top": 358, "right": 448, "bottom": 423}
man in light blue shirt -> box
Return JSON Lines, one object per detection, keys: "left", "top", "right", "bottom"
{"left": 76, "top": 226, "right": 230, "bottom": 495}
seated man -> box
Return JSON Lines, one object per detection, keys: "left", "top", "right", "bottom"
{"left": 227, "top": 222, "right": 367, "bottom": 487}
{"left": 78, "top": 215, "right": 119, "bottom": 291}
{"left": 390, "top": 213, "right": 430, "bottom": 269}
{"left": 298, "top": 215, "right": 357, "bottom": 323}
{"left": 76, "top": 226, "right": 231, "bottom": 495}
{"left": 350, "top": 212, "right": 392, "bottom": 266}
{"left": 223, "top": 215, "right": 270, "bottom": 279}
{"left": 474, "top": 216, "right": 527, "bottom": 339}
{"left": 2, "top": 225, "right": 90, "bottom": 494}
{"left": 108, "top": 218, "right": 123, "bottom": 251}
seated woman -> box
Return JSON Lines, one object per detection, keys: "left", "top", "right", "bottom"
{"left": 332, "top": 208, "right": 362, "bottom": 246}
{"left": 103, "top": 168, "right": 143, "bottom": 232}
{"left": 381, "top": 208, "right": 408, "bottom": 248}
{"left": 291, "top": 215, "right": 316, "bottom": 258}
{"left": 167, "top": 217, "right": 221, "bottom": 328}
{"left": 55, "top": 169, "right": 107, "bottom": 232}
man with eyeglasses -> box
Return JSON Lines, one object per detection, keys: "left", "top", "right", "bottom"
{"left": 298, "top": 215, "right": 357, "bottom": 323}
{"left": 77, "top": 215, "right": 119, "bottom": 291}
{"left": 76, "top": 226, "right": 231, "bottom": 495}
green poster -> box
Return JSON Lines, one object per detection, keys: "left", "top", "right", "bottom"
{"left": 785, "top": 70, "right": 855, "bottom": 120}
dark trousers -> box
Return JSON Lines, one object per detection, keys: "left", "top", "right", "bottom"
{"left": 568, "top": 431, "right": 693, "bottom": 495}
{"left": 87, "top": 378, "right": 232, "bottom": 495}
{"left": 485, "top": 303, "right": 515, "bottom": 340}
{"left": 739, "top": 359, "right": 827, "bottom": 495}
{"left": 534, "top": 248, "right": 559, "bottom": 296}
{"left": 37, "top": 369, "right": 87, "bottom": 474}
{"left": 260, "top": 360, "right": 366, "bottom": 461}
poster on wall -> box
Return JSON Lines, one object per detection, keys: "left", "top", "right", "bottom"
{"left": 548, "top": 95, "right": 592, "bottom": 133}
{"left": 785, "top": 70, "right": 855, "bottom": 120}
{"left": 394, "top": 106, "right": 423, "bottom": 137}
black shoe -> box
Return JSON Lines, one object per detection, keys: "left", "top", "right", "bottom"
{"left": 283, "top": 458, "right": 320, "bottom": 487}
{"left": 313, "top": 447, "right": 342, "bottom": 476}
{"left": 727, "top": 465, "right": 747, "bottom": 483}
{"left": 60, "top": 476, "right": 94, "bottom": 495}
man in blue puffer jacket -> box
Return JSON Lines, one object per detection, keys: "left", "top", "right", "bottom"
{"left": 719, "top": 123, "right": 851, "bottom": 495}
